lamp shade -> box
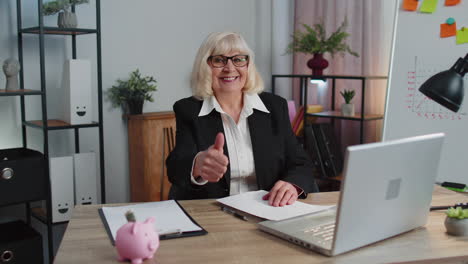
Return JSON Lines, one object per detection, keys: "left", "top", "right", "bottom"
{"left": 419, "top": 55, "right": 468, "bottom": 113}
{"left": 419, "top": 69, "right": 464, "bottom": 112}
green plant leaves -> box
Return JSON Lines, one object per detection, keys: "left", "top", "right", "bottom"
{"left": 107, "top": 69, "right": 158, "bottom": 109}
{"left": 340, "top": 89, "right": 355, "bottom": 104}
{"left": 42, "top": 0, "right": 89, "bottom": 16}
{"left": 286, "top": 18, "right": 359, "bottom": 58}
{"left": 446, "top": 206, "right": 468, "bottom": 219}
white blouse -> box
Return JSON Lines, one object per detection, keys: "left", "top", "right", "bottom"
{"left": 190, "top": 93, "right": 270, "bottom": 195}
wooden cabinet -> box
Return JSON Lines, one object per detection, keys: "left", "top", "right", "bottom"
{"left": 127, "top": 111, "right": 175, "bottom": 202}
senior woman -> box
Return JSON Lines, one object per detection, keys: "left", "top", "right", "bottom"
{"left": 166, "top": 32, "right": 319, "bottom": 207}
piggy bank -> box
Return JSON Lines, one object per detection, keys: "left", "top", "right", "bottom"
{"left": 115, "top": 217, "right": 160, "bottom": 264}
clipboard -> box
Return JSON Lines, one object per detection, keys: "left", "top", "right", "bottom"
{"left": 99, "top": 200, "right": 207, "bottom": 245}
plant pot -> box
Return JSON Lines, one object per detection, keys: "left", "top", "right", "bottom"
{"left": 57, "top": 10, "right": 78, "bottom": 28}
{"left": 341, "top": 103, "right": 355, "bottom": 116}
{"left": 127, "top": 100, "right": 144, "bottom": 115}
{"left": 445, "top": 216, "right": 468, "bottom": 236}
{"left": 307, "top": 53, "right": 329, "bottom": 76}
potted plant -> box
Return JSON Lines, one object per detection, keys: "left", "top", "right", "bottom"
{"left": 340, "top": 89, "right": 355, "bottom": 116}
{"left": 42, "top": 0, "right": 89, "bottom": 28}
{"left": 445, "top": 207, "right": 468, "bottom": 236}
{"left": 286, "top": 19, "right": 359, "bottom": 75}
{"left": 107, "top": 69, "right": 158, "bottom": 115}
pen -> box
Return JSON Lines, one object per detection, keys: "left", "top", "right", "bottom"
{"left": 159, "top": 229, "right": 182, "bottom": 239}
{"left": 430, "top": 203, "right": 468, "bottom": 211}
{"left": 221, "top": 207, "right": 248, "bottom": 221}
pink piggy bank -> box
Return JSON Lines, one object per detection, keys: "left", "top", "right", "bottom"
{"left": 115, "top": 217, "right": 160, "bottom": 264}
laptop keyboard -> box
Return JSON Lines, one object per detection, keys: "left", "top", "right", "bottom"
{"left": 260, "top": 209, "right": 337, "bottom": 251}
{"left": 303, "top": 221, "right": 335, "bottom": 243}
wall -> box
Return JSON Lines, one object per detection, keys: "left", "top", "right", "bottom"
{"left": 271, "top": 0, "right": 295, "bottom": 100}
{"left": 0, "top": 0, "right": 272, "bottom": 203}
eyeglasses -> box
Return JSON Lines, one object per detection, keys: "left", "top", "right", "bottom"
{"left": 208, "top": 55, "right": 249, "bottom": 68}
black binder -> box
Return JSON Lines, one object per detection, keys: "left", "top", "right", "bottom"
{"left": 304, "top": 124, "right": 327, "bottom": 176}
{"left": 98, "top": 200, "right": 207, "bottom": 245}
{"left": 304, "top": 123, "right": 343, "bottom": 178}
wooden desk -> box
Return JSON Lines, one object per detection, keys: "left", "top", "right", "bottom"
{"left": 55, "top": 186, "right": 468, "bottom": 264}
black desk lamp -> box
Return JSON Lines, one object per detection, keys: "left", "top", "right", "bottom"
{"left": 419, "top": 53, "right": 468, "bottom": 112}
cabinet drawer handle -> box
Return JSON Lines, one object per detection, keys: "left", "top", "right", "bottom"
{"left": 1, "top": 168, "right": 13, "bottom": 180}
{"left": 1, "top": 250, "right": 13, "bottom": 262}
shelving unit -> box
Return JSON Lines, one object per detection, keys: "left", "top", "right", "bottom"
{"left": 0, "top": 89, "right": 43, "bottom": 95}
{"left": 272, "top": 74, "right": 387, "bottom": 144}
{"left": 272, "top": 74, "right": 386, "bottom": 189}
{"left": 0, "top": 1, "right": 105, "bottom": 262}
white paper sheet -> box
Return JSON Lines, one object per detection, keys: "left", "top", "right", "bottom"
{"left": 217, "top": 190, "right": 335, "bottom": 221}
{"left": 101, "top": 200, "right": 202, "bottom": 241}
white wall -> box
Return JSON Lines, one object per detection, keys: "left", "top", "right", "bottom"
{"left": 271, "top": 0, "right": 295, "bottom": 100}
{"left": 382, "top": 0, "right": 397, "bottom": 74}
{"left": 0, "top": 0, "right": 272, "bottom": 203}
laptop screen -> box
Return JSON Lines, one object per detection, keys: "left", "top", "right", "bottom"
{"left": 332, "top": 133, "right": 445, "bottom": 255}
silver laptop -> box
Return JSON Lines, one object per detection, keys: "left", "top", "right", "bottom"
{"left": 258, "top": 133, "right": 445, "bottom": 256}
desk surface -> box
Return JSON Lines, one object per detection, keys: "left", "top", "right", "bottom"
{"left": 55, "top": 186, "right": 468, "bottom": 264}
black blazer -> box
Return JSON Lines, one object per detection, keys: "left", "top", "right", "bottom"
{"left": 166, "top": 92, "right": 319, "bottom": 200}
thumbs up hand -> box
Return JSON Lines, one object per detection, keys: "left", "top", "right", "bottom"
{"left": 193, "top": 132, "right": 229, "bottom": 182}
{"left": 213, "top": 132, "right": 225, "bottom": 152}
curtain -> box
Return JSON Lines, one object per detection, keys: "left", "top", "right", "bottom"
{"left": 292, "top": 0, "right": 394, "bottom": 150}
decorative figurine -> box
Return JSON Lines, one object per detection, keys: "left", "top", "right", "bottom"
{"left": 3, "top": 58, "right": 21, "bottom": 91}
{"left": 115, "top": 211, "right": 160, "bottom": 264}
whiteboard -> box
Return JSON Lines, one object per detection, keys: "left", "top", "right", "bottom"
{"left": 383, "top": 0, "right": 468, "bottom": 185}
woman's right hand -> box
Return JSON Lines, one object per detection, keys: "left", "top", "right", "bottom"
{"left": 193, "top": 132, "right": 229, "bottom": 182}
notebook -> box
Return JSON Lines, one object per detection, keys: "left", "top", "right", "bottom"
{"left": 258, "top": 133, "right": 445, "bottom": 256}
{"left": 217, "top": 190, "right": 334, "bottom": 221}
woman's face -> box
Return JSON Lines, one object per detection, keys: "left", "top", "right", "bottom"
{"left": 209, "top": 51, "right": 248, "bottom": 97}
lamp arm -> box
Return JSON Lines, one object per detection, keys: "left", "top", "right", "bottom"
{"left": 450, "top": 53, "right": 468, "bottom": 76}
{"left": 462, "top": 53, "right": 468, "bottom": 76}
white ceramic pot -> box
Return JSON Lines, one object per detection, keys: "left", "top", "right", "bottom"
{"left": 444, "top": 216, "right": 468, "bottom": 236}
{"left": 57, "top": 11, "right": 78, "bottom": 28}
{"left": 341, "top": 103, "right": 355, "bottom": 116}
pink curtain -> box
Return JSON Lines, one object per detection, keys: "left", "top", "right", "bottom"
{"left": 293, "top": 0, "right": 390, "bottom": 150}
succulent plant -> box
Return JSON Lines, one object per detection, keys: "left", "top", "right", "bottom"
{"left": 446, "top": 207, "right": 468, "bottom": 219}
{"left": 340, "top": 89, "right": 356, "bottom": 104}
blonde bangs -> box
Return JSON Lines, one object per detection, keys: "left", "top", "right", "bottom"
{"left": 211, "top": 34, "right": 251, "bottom": 57}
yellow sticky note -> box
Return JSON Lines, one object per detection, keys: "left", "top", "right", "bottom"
{"left": 456, "top": 28, "right": 468, "bottom": 44}
{"left": 420, "top": 0, "right": 438, "bottom": 13}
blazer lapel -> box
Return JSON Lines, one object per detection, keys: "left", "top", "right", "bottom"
{"left": 198, "top": 110, "right": 231, "bottom": 187}
{"left": 248, "top": 110, "right": 272, "bottom": 190}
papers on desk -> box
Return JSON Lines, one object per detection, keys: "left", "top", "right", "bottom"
{"left": 217, "top": 190, "right": 335, "bottom": 221}
{"left": 99, "top": 200, "right": 206, "bottom": 244}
